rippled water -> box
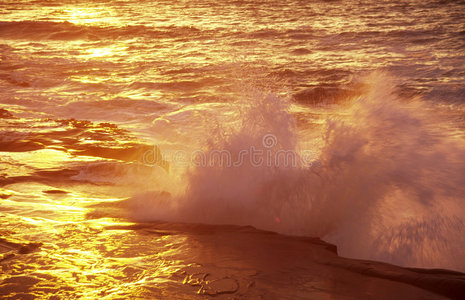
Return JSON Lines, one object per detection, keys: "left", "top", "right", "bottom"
{"left": 1, "top": 0, "right": 465, "bottom": 298}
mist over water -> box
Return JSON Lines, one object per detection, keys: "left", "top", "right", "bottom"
{"left": 2, "top": 0, "right": 465, "bottom": 298}
{"left": 126, "top": 72, "right": 465, "bottom": 271}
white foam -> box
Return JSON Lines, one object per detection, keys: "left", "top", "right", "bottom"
{"left": 129, "top": 72, "right": 465, "bottom": 271}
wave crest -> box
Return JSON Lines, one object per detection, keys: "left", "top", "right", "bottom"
{"left": 126, "top": 72, "right": 465, "bottom": 271}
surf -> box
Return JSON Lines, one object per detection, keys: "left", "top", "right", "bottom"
{"left": 122, "top": 71, "right": 465, "bottom": 272}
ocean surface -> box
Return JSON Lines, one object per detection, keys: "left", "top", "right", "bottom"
{"left": 1, "top": 0, "right": 465, "bottom": 298}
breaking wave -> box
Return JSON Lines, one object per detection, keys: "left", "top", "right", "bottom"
{"left": 122, "top": 72, "right": 465, "bottom": 271}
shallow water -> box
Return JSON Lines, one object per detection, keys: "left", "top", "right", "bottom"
{"left": 1, "top": 0, "right": 465, "bottom": 298}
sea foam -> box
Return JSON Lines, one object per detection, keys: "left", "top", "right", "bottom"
{"left": 128, "top": 72, "right": 465, "bottom": 271}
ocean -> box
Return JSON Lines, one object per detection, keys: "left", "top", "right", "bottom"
{"left": 1, "top": 0, "right": 465, "bottom": 298}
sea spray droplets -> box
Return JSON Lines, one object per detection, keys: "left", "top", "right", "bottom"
{"left": 128, "top": 72, "right": 465, "bottom": 271}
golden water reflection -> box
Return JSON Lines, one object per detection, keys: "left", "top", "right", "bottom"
{"left": 60, "top": 7, "right": 118, "bottom": 26}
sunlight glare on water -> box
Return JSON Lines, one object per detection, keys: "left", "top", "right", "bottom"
{"left": 1, "top": 0, "right": 465, "bottom": 298}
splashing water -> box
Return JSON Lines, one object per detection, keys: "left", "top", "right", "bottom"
{"left": 126, "top": 72, "right": 465, "bottom": 271}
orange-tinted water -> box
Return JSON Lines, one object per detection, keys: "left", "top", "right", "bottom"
{"left": 1, "top": 0, "right": 465, "bottom": 298}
